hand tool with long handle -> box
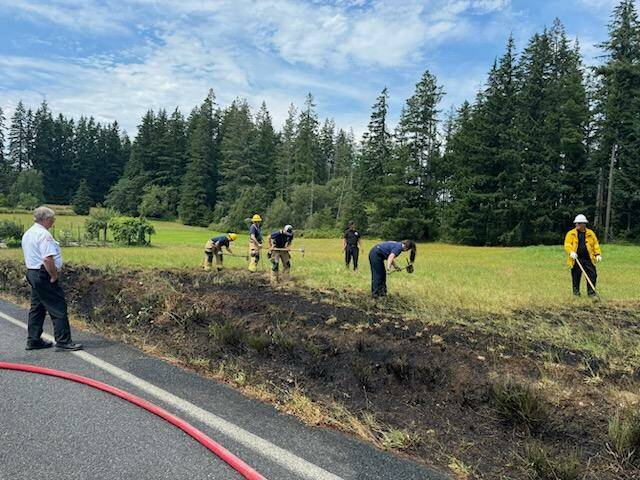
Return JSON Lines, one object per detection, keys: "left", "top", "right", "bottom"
{"left": 575, "top": 257, "right": 601, "bottom": 300}
{"left": 271, "top": 246, "right": 305, "bottom": 257}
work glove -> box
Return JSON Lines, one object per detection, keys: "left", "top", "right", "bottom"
{"left": 596, "top": 255, "right": 602, "bottom": 263}
{"left": 570, "top": 252, "right": 578, "bottom": 260}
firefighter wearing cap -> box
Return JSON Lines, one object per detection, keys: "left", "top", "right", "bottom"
{"left": 564, "top": 214, "right": 602, "bottom": 297}
{"left": 268, "top": 225, "right": 294, "bottom": 279}
{"left": 204, "top": 233, "right": 237, "bottom": 271}
{"left": 248, "top": 214, "right": 263, "bottom": 272}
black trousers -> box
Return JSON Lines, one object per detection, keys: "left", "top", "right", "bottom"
{"left": 345, "top": 245, "right": 359, "bottom": 270}
{"left": 26, "top": 269, "right": 72, "bottom": 344}
{"left": 369, "top": 248, "right": 387, "bottom": 297}
{"left": 571, "top": 258, "right": 597, "bottom": 296}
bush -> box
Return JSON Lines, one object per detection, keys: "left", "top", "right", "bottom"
{"left": 523, "top": 441, "right": 583, "bottom": 480}
{"left": 608, "top": 407, "right": 640, "bottom": 464}
{"left": 107, "top": 216, "right": 155, "bottom": 245}
{"left": 16, "top": 193, "right": 40, "bottom": 210}
{"left": 139, "top": 185, "right": 178, "bottom": 219}
{"left": 215, "top": 186, "right": 269, "bottom": 232}
{"left": 0, "top": 193, "right": 8, "bottom": 207}
{"left": 0, "top": 220, "right": 23, "bottom": 242}
{"left": 305, "top": 206, "right": 335, "bottom": 230}
{"left": 491, "top": 376, "right": 549, "bottom": 432}
{"left": 85, "top": 208, "right": 116, "bottom": 243}
{"left": 304, "top": 228, "right": 342, "bottom": 238}
{"left": 264, "top": 197, "right": 290, "bottom": 230}
{"left": 9, "top": 170, "right": 44, "bottom": 207}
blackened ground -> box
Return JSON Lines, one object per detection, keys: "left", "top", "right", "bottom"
{"left": 1, "top": 259, "right": 638, "bottom": 479}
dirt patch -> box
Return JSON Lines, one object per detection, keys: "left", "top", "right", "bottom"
{"left": 1, "top": 259, "right": 638, "bottom": 479}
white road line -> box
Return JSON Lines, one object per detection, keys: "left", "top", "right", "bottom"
{"left": 0, "top": 310, "right": 344, "bottom": 480}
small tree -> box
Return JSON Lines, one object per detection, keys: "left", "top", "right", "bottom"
{"left": 139, "top": 185, "right": 178, "bottom": 219}
{"left": 108, "top": 216, "right": 155, "bottom": 245}
{"left": 9, "top": 170, "right": 44, "bottom": 207}
{"left": 85, "top": 208, "right": 116, "bottom": 244}
{"left": 72, "top": 180, "right": 93, "bottom": 215}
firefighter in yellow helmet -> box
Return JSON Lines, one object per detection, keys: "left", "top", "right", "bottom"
{"left": 248, "top": 214, "right": 263, "bottom": 272}
{"left": 203, "top": 233, "right": 237, "bottom": 271}
{"left": 564, "top": 214, "right": 602, "bottom": 297}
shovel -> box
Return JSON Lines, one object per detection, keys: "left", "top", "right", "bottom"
{"left": 575, "top": 257, "right": 601, "bottom": 300}
{"left": 271, "top": 246, "right": 305, "bottom": 258}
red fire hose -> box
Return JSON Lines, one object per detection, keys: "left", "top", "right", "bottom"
{"left": 0, "top": 362, "right": 266, "bottom": 480}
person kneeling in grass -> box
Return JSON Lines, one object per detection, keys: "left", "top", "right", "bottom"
{"left": 368, "top": 239, "right": 416, "bottom": 298}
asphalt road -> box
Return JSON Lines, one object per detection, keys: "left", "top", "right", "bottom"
{"left": 0, "top": 298, "right": 449, "bottom": 480}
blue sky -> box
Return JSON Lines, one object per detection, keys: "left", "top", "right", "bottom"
{"left": 0, "top": 0, "right": 621, "bottom": 138}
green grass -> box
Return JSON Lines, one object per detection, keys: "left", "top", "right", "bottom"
{"left": 2, "top": 212, "right": 640, "bottom": 316}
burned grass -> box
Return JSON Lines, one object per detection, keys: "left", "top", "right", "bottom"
{"left": 0, "top": 259, "right": 638, "bottom": 479}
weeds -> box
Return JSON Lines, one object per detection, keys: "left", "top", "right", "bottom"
{"left": 608, "top": 408, "right": 640, "bottom": 465}
{"left": 523, "top": 441, "right": 583, "bottom": 480}
{"left": 272, "top": 323, "right": 295, "bottom": 354}
{"left": 208, "top": 319, "right": 245, "bottom": 351}
{"left": 246, "top": 334, "right": 271, "bottom": 355}
{"left": 491, "top": 376, "right": 550, "bottom": 432}
{"left": 379, "top": 429, "right": 422, "bottom": 450}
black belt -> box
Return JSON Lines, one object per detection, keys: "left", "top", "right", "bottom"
{"left": 27, "top": 266, "right": 46, "bottom": 271}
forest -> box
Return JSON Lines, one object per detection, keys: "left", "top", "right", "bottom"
{"left": 0, "top": 1, "right": 639, "bottom": 245}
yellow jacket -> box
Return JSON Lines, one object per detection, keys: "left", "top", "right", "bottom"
{"left": 564, "top": 228, "right": 601, "bottom": 267}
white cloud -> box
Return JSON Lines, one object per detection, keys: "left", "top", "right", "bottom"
{"left": 0, "top": 0, "right": 516, "bottom": 136}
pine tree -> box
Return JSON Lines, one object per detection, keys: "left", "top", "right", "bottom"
{"left": 319, "top": 119, "right": 335, "bottom": 183}
{"left": 50, "top": 114, "right": 75, "bottom": 203}
{"left": 594, "top": 0, "right": 640, "bottom": 239}
{"left": 9, "top": 101, "right": 30, "bottom": 172}
{"left": 252, "top": 102, "right": 279, "bottom": 199}
{"left": 31, "top": 101, "right": 55, "bottom": 201}
{"left": 179, "top": 91, "right": 218, "bottom": 225}
{"left": 292, "top": 93, "right": 320, "bottom": 185}
{"left": 333, "top": 128, "right": 355, "bottom": 180}
{"left": 0, "top": 106, "right": 11, "bottom": 194}
{"left": 218, "top": 99, "right": 256, "bottom": 205}
{"left": 356, "top": 87, "right": 391, "bottom": 201}
{"left": 275, "top": 104, "right": 297, "bottom": 200}
{"left": 72, "top": 179, "right": 93, "bottom": 215}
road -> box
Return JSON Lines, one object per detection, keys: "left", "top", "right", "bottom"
{"left": 0, "top": 298, "right": 449, "bottom": 480}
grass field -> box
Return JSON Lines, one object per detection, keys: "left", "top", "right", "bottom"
{"left": 2, "top": 212, "right": 639, "bottom": 315}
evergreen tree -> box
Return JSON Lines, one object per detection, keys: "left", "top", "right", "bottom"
{"left": 31, "top": 101, "right": 56, "bottom": 201}
{"left": 333, "top": 128, "right": 355, "bottom": 180}
{"left": 276, "top": 104, "right": 297, "bottom": 200}
{"left": 0, "top": 106, "right": 12, "bottom": 194}
{"left": 356, "top": 87, "right": 392, "bottom": 201}
{"left": 594, "top": 0, "right": 640, "bottom": 239}
{"left": 9, "top": 101, "right": 30, "bottom": 172}
{"left": 50, "top": 114, "right": 75, "bottom": 203}
{"left": 293, "top": 93, "right": 320, "bottom": 186}
{"left": 318, "top": 118, "right": 335, "bottom": 183}
{"left": 252, "top": 102, "right": 279, "bottom": 198}
{"left": 72, "top": 179, "right": 93, "bottom": 215}
{"left": 179, "top": 91, "right": 218, "bottom": 225}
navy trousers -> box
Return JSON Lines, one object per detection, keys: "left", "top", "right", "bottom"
{"left": 368, "top": 247, "right": 387, "bottom": 297}
{"left": 26, "top": 269, "right": 72, "bottom": 344}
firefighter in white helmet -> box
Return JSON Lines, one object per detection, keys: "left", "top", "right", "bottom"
{"left": 564, "top": 214, "right": 602, "bottom": 296}
{"left": 268, "top": 225, "right": 294, "bottom": 280}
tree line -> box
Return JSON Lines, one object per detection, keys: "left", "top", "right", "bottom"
{"left": 0, "top": 1, "right": 638, "bottom": 244}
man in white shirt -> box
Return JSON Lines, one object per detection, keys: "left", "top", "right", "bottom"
{"left": 21, "top": 206, "right": 82, "bottom": 351}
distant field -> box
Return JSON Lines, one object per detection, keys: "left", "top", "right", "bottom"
{"left": 2, "top": 212, "right": 639, "bottom": 315}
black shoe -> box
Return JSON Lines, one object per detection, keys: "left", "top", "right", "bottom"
{"left": 26, "top": 339, "right": 53, "bottom": 350}
{"left": 55, "top": 342, "right": 83, "bottom": 352}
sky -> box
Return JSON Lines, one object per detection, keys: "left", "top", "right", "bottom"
{"left": 0, "top": 0, "right": 622, "bottom": 139}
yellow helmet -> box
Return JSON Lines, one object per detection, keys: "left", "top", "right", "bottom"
{"left": 228, "top": 233, "right": 238, "bottom": 241}
{"left": 251, "top": 214, "right": 262, "bottom": 222}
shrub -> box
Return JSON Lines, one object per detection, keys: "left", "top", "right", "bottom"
{"left": 9, "top": 170, "right": 44, "bottom": 207}
{"left": 107, "top": 216, "right": 155, "bottom": 245}
{"left": 0, "top": 220, "right": 23, "bottom": 242}
{"left": 85, "top": 208, "right": 116, "bottom": 243}
{"left": 523, "top": 441, "right": 583, "bottom": 480}
{"left": 208, "top": 319, "right": 246, "bottom": 351}
{"left": 491, "top": 376, "right": 549, "bottom": 432}
{"left": 608, "top": 408, "right": 640, "bottom": 464}
{"left": 16, "top": 193, "right": 40, "bottom": 210}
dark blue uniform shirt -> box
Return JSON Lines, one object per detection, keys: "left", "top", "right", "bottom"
{"left": 212, "top": 235, "right": 230, "bottom": 248}
{"left": 375, "top": 241, "right": 403, "bottom": 258}
{"left": 270, "top": 231, "right": 293, "bottom": 249}
{"left": 249, "top": 224, "right": 262, "bottom": 243}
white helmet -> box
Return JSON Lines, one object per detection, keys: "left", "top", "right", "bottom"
{"left": 573, "top": 214, "right": 588, "bottom": 224}
{"left": 284, "top": 224, "right": 293, "bottom": 235}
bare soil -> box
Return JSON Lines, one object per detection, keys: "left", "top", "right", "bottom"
{"left": 1, "top": 259, "right": 638, "bottom": 479}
